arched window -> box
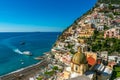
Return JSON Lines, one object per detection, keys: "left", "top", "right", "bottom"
{"left": 76, "top": 66, "right": 78, "bottom": 71}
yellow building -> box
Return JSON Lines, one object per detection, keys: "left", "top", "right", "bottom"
{"left": 79, "top": 23, "right": 94, "bottom": 38}
{"left": 78, "top": 39, "right": 86, "bottom": 44}
{"left": 71, "top": 48, "right": 88, "bottom": 75}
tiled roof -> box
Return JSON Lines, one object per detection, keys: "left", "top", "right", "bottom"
{"left": 87, "top": 56, "right": 96, "bottom": 66}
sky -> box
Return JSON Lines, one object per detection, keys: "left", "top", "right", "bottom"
{"left": 0, "top": 0, "right": 97, "bottom": 32}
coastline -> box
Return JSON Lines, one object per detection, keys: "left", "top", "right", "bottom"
{"left": 0, "top": 53, "right": 50, "bottom": 80}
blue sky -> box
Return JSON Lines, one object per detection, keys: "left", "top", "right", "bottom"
{"left": 0, "top": 0, "right": 97, "bottom": 32}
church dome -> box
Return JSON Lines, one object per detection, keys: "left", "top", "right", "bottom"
{"left": 72, "top": 51, "right": 87, "bottom": 65}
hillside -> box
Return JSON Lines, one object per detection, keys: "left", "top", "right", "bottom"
{"left": 53, "top": 0, "right": 120, "bottom": 55}
{"left": 49, "top": 0, "right": 120, "bottom": 80}
{"left": 32, "top": 0, "right": 120, "bottom": 80}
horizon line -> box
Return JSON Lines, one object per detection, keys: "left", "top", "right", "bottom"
{"left": 0, "top": 31, "right": 62, "bottom": 33}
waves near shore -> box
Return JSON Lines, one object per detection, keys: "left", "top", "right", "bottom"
{"left": 0, "top": 32, "right": 60, "bottom": 76}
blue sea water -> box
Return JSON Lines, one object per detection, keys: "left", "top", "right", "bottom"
{"left": 0, "top": 32, "right": 60, "bottom": 76}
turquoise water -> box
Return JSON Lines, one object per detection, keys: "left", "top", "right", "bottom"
{"left": 0, "top": 32, "right": 60, "bottom": 76}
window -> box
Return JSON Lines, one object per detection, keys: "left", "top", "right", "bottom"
{"left": 112, "top": 31, "right": 114, "bottom": 34}
{"left": 76, "top": 66, "right": 78, "bottom": 71}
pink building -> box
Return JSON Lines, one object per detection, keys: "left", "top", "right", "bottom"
{"left": 104, "top": 28, "right": 120, "bottom": 39}
{"left": 61, "top": 54, "right": 71, "bottom": 65}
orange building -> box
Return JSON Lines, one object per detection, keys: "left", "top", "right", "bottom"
{"left": 85, "top": 52, "right": 97, "bottom": 66}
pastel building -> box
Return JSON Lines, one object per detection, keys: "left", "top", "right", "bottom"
{"left": 79, "top": 24, "right": 95, "bottom": 38}
{"left": 104, "top": 27, "right": 120, "bottom": 39}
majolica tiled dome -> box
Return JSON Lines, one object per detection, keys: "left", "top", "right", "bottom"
{"left": 72, "top": 51, "right": 87, "bottom": 65}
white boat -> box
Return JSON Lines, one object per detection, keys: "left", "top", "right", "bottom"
{"left": 34, "top": 56, "right": 44, "bottom": 60}
{"left": 23, "top": 51, "right": 32, "bottom": 56}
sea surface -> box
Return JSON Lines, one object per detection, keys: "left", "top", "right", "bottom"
{"left": 0, "top": 32, "right": 60, "bottom": 76}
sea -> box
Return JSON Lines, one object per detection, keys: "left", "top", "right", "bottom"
{"left": 0, "top": 32, "right": 60, "bottom": 76}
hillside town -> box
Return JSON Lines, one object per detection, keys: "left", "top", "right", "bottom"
{"left": 0, "top": 0, "right": 120, "bottom": 80}
{"left": 27, "top": 0, "right": 120, "bottom": 80}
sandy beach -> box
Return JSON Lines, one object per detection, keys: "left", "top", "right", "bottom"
{"left": 0, "top": 59, "right": 50, "bottom": 80}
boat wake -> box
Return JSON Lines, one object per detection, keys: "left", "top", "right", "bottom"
{"left": 2, "top": 39, "right": 23, "bottom": 55}
{"left": 13, "top": 49, "right": 23, "bottom": 54}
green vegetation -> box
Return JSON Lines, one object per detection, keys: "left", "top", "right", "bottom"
{"left": 70, "top": 49, "right": 75, "bottom": 54}
{"left": 45, "top": 70, "right": 55, "bottom": 76}
{"left": 108, "top": 14, "right": 114, "bottom": 19}
{"left": 37, "top": 77, "right": 42, "bottom": 80}
{"left": 113, "top": 12, "right": 120, "bottom": 15}
{"left": 87, "top": 30, "right": 120, "bottom": 54}
{"left": 104, "top": 25, "right": 109, "bottom": 30}
{"left": 67, "top": 44, "right": 74, "bottom": 49}
{"left": 44, "top": 66, "right": 60, "bottom": 77}
{"left": 52, "top": 66, "right": 59, "bottom": 71}
{"left": 92, "top": 30, "right": 104, "bottom": 39}
{"left": 36, "top": 76, "right": 43, "bottom": 80}
{"left": 37, "top": 78, "right": 42, "bottom": 80}
{"left": 99, "top": 0, "right": 120, "bottom": 4}
{"left": 111, "top": 66, "right": 120, "bottom": 80}
{"left": 114, "top": 67, "right": 120, "bottom": 72}
{"left": 108, "top": 4, "right": 116, "bottom": 10}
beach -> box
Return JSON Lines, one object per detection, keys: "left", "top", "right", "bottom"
{"left": 0, "top": 32, "right": 59, "bottom": 76}
{"left": 0, "top": 59, "right": 50, "bottom": 80}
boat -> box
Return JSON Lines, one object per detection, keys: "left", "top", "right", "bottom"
{"left": 23, "top": 51, "right": 32, "bottom": 56}
{"left": 20, "top": 41, "right": 26, "bottom": 45}
{"left": 34, "top": 56, "right": 44, "bottom": 60}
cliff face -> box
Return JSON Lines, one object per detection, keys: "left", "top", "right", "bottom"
{"left": 52, "top": 0, "right": 120, "bottom": 54}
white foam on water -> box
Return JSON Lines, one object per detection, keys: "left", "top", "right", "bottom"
{"left": 14, "top": 49, "right": 23, "bottom": 54}
{"left": 2, "top": 39, "right": 23, "bottom": 55}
